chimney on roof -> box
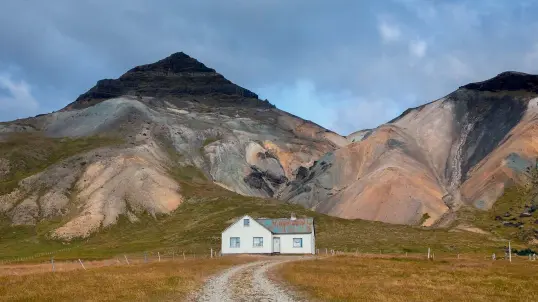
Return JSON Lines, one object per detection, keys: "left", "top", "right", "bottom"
{"left": 290, "top": 212, "right": 296, "bottom": 221}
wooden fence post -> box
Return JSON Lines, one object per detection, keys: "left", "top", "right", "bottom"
{"left": 158, "top": 252, "right": 161, "bottom": 262}
{"left": 508, "top": 241, "right": 512, "bottom": 263}
{"left": 78, "top": 259, "right": 86, "bottom": 270}
{"left": 124, "top": 255, "right": 130, "bottom": 265}
{"left": 51, "top": 257, "right": 55, "bottom": 272}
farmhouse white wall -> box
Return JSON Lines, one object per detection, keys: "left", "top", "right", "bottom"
{"left": 221, "top": 215, "right": 272, "bottom": 254}
{"left": 276, "top": 233, "right": 314, "bottom": 254}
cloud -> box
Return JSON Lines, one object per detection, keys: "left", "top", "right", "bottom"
{"left": 0, "top": 72, "right": 39, "bottom": 121}
{"left": 524, "top": 43, "right": 538, "bottom": 70}
{"left": 335, "top": 97, "right": 402, "bottom": 133}
{"left": 378, "top": 19, "right": 402, "bottom": 43}
{"left": 256, "top": 80, "right": 338, "bottom": 131}
{"left": 409, "top": 39, "right": 427, "bottom": 58}
{"left": 444, "top": 55, "right": 475, "bottom": 80}
{"left": 1, "top": 0, "right": 538, "bottom": 134}
{"left": 257, "top": 80, "right": 404, "bottom": 134}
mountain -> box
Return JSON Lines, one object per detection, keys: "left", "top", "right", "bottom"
{"left": 1, "top": 52, "right": 537, "bottom": 243}
{"left": 0, "top": 52, "right": 345, "bottom": 240}
{"left": 281, "top": 71, "right": 538, "bottom": 229}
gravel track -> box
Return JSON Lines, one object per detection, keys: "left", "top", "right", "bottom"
{"left": 194, "top": 258, "right": 303, "bottom": 302}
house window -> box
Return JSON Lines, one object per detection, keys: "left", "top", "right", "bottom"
{"left": 230, "top": 237, "right": 240, "bottom": 248}
{"left": 244, "top": 219, "right": 250, "bottom": 227}
{"left": 253, "top": 237, "right": 263, "bottom": 247}
{"left": 293, "top": 238, "right": 303, "bottom": 248}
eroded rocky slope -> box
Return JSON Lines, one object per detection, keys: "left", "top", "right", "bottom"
{"left": 1, "top": 52, "right": 537, "bottom": 239}
{"left": 0, "top": 52, "right": 344, "bottom": 239}
{"left": 282, "top": 72, "right": 538, "bottom": 227}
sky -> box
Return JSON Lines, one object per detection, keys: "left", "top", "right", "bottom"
{"left": 1, "top": 0, "right": 538, "bottom": 135}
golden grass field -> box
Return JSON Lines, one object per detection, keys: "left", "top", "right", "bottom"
{"left": 0, "top": 256, "right": 258, "bottom": 301}
{"left": 278, "top": 254, "right": 538, "bottom": 302}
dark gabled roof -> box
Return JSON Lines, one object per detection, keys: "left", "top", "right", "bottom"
{"left": 255, "top": 218, "right": 314, "bottom": 234}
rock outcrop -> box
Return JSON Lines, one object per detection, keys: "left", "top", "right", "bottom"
{"left": 64, "top": 52, "right": 268, "bottom": 110}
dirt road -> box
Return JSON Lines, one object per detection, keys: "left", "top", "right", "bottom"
{"left": 194, "top": 257, "right": 305, "bottom": 302}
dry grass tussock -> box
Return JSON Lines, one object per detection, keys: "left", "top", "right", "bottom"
{"left": 278, "top": 254, "right": 538, "bottom": 302}
{"left": 0, "top": 255, "right": 258, "bottom": 301}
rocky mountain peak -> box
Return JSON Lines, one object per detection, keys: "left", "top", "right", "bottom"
{"left": 125, "top": 52, "right": 215, "bottom": 75}
{"left": 461, "top": 71, "right": 538, "bottom": 93}
{"left": 63, "top": 52, "right": 268, "bottom": 110}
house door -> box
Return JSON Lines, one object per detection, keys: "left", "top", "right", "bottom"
{"left": 273, "top": 237, "right": 280, "bottom": 253}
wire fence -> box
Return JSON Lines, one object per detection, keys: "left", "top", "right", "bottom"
{"left": 1, "top": 245, "right": 536, "bottom": 276}
{"left": 314, "top": 247, "right": 538, "bottom": 262}
{"left": 0, "top": 249, "right": 224, "bottom": 276}
{"left": 0, "top": 245, "right": 221, "bottom": 266}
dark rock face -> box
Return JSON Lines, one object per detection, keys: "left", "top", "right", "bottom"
{"left": 64, "top": 52, "right": 271, "bottom": 110}
{"left": 295, "top": 166, "right": 309, "bottom": 181}
{"left": 446, "top": 89, "right": 527, "bottom": 183}
{"left": 387, "top": 139, "right": 405, "bottom": 149}
{"left": 461, "top": 72, "right": 538, "bottom": 93}
{"left": 244, "top": 170, "right": 274, "bottom": 197}
{"left": 281, "top": 155, "right": 334, "bottom": 208}
{"left": 243, "top": 166, "right": 288, "bottom": 197}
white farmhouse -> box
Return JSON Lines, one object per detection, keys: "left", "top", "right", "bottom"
{"left": 221, "top": 213, "right": 315, "bottom": 255}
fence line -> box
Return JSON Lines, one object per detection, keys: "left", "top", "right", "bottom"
{"left": 0, "top": 246, "right": 224, "bottom": 266}
{"left": 3, "top": 246, "right": 535, "bottom": 275}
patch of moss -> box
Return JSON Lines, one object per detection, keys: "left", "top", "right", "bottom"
{"left": 420, "top": 213, "right": 431, "bottom": 225}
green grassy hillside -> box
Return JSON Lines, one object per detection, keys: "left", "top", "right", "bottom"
{"left": 0, "top": 136, "right": 520, "bottom": 262}
{"left": 0, "top": 164, "right": 509, "bottom": 262}
{"left": 456, "top": 163, "right": 538, "bottom": 244}
{"left": 457, "top": 186, "right": 538, "bottom": 243}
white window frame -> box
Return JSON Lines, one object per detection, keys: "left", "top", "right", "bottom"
{"left": 244, "top": 218, "right": 250, "bottom": 227}
{"left": 230, "top": 237, "right": 240, "bottom": 248}
{"left": 293, "top": 238, "right": 303, "bottom": 248}
{"left": 253, "top": 237, "right": 263, "bottom": 247}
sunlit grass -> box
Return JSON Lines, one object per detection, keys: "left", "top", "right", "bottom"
{"left": 0, "top": 256, "right": 256, "bottom": 301}
{"left": 278, "top": 255, "right": 538, "bottom": 302}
